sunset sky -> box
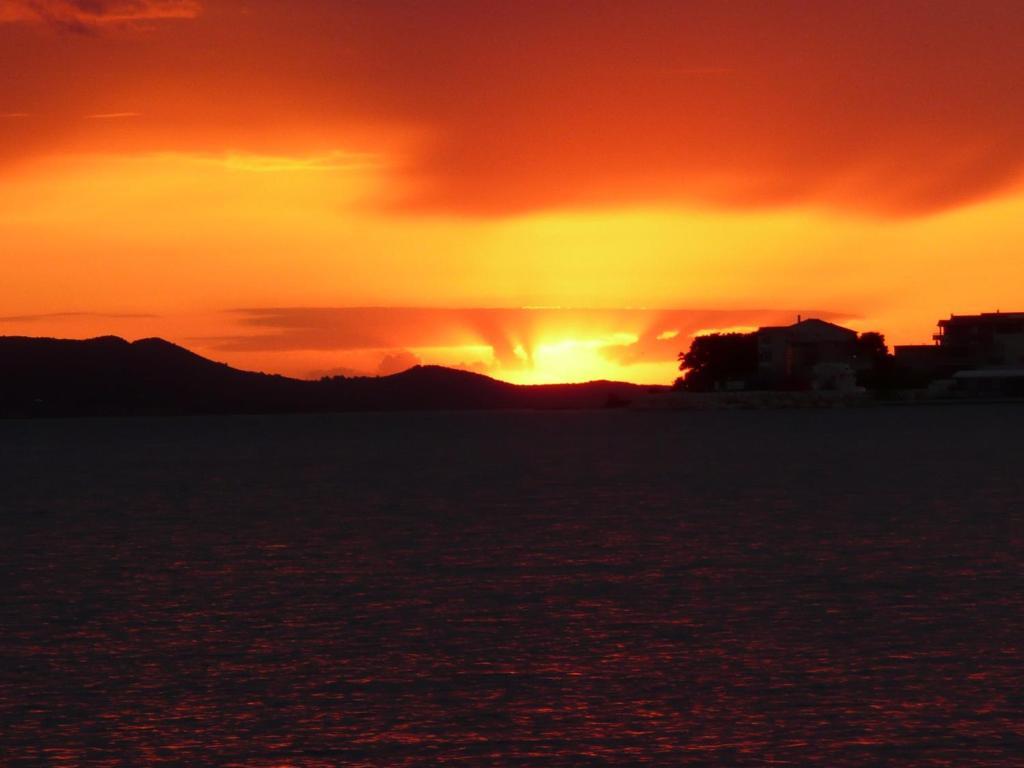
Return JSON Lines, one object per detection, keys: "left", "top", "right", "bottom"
{"left": 3, "top": 0, "right": 1024, "bottom": 383}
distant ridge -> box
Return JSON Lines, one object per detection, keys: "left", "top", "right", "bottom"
{"left": 0, "top": 336, "right": 661, "bottom": 416}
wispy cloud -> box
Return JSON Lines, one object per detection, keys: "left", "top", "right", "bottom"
{"left": 220, "top": 152, "right": 380, "bottom": 174}
{"left": 0, "top": 0, "right": 201, "bottom": 30}
{"left": 0, "top": 311, "right": 158, "bottom": 322}
{"left": 1, "top": 112, "right": 30, "bottom": 118}
{"left": 84, "top": 112, "right": 142, "bottom": 119}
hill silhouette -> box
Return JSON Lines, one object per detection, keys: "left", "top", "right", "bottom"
{"left": 0, "top": 336, "right": 659, "bottom": 416}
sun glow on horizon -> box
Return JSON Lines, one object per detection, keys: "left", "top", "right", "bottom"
{"left": 4, "top": 147, "right": 1024, "bottom": 384}
{"left": 494, "top": 333, "right": 642, "bottom": 385}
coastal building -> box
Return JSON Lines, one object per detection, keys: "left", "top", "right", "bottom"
{"left": 934, "top": 312, "right": 1024, "bottom": 368}
{"left": 895, "top": 311, "right": 1024, "bottom": 382}
{"left": 756, "top": 317, "right": 859, "bottom": 390}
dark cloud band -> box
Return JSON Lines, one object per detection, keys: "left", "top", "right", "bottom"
{"left": 199, "top": 307, "right": 845, "bottom": 368}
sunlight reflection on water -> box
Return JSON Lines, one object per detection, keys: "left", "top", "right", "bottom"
{"left": 1, "top": 406, "right": 1023, "bottom": 766}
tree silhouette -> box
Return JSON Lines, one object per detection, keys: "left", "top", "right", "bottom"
{"left": 855, "top": 331, "right": 893, "bottom": 389}
{"left": 855, "top": 332, "right": 888, "bottom": 364}
{"left": 676, "top": 333, "right": 758, "bottom": 391}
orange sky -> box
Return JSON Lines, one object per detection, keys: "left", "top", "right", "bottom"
{"left": 3, "top": 1, "right": 1024, "bottom": 383}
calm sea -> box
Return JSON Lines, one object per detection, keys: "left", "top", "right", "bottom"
{"left": 2, "top": 406, "right": 1023, "bottom": 766}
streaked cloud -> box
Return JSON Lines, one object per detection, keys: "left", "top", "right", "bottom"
{"left": 0, "top": 0, "right": 201, "bottom": 27}
{"left": 84, "top": 112, "right": 142, "bottom": 119}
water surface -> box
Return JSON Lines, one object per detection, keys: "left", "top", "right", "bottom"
{"left": 2, "top": 406, "right": 1023, "bottom": 765}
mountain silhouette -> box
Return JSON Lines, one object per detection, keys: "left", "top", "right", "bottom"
{"left": 0, "top": 336, "right": 658, "bottom": 416}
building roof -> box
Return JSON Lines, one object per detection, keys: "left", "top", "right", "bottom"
{"left": 758, "top": 317, "right": 857, "bottom": 341}
{"left": 939, "top": 311, "right": 1024, "bottom": 326}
